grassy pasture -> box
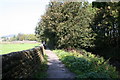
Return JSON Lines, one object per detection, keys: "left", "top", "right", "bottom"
{"left": 0, "top": 42, "right": 39, "bottom": 55}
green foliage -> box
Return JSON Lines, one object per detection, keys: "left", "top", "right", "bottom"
{"left": 91, "top": 1, "right": 120, "bottom": 61}
{"left": 35, "top": 2, "right": 97, "bottom": 49}
{"left": 92, "top": 2, "right": 120, "bottom": 49}
{"left": 34, "top": 55, "right": 48, "bottom": 78}
{"left": 71, "top": 58, "right": 91, "bottom": 73}
{"left": 53, "top": 50, "right": 119, "bottom": 78}
{"left": 10, "top": 33, "right": 37, "bottom": 41}
{"left": 76, "top": 72, "right": 110, "bottom": 79}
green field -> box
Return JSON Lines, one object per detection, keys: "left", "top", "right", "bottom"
{"left": 0, "top": 43, "right": 39, "bottom": 55}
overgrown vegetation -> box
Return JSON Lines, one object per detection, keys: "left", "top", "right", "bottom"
{"left": 53, "top": 50, "right": 119, "bottom": 78}
{"left": 33, "top": 55, "right": 48, "bottom": 79}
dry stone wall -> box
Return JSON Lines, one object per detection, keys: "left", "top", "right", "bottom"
{"left": 2, "top": 46, "right": 45, "bottom": 79}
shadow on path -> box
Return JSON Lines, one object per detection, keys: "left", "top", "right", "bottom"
{"left": 45, "top": 50, "right": 76, "bottom": 79}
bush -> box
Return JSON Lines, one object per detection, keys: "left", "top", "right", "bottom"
{"left": 70, "top": 58, "right": 92, "bottom": 73}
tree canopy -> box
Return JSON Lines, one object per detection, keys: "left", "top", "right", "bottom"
{"left": 92, "top": 2, "right": 120, "bottom": 49}
{"left": 35, "top": 2, "right": 97, "bottom": 49}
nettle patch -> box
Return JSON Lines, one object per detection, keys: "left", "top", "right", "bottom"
{"left": 53, "top": 50, "right": 119, "bottom": 78}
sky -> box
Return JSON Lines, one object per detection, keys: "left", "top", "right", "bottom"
{"left": 0, "top": 0, "right": 95, "bottom": 37}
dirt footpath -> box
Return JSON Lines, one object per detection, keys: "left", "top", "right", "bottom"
{"left": 45, "top": 50, "right": 76, "bottom": 78}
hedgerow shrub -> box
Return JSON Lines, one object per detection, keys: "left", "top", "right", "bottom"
{"left": 53, "top": 50, "right": 119, "bottom": 78}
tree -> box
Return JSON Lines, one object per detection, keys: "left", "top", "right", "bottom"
{"left": 26, "top": 34, "right": 37, "bottom": 41}
{"left": 91, "top": 1, "right": 120, "bottom": 60}
{"left": 35, "top": 2, "right": 96, "bottom": 49}
{"left": 17, "top": 33, "right": 25, "bottom": 41}
{"left": 92, "top": 2, "right": 120, "bottom": 48}
{"left": 10, "top": 35, "right": 17, "bottom": 41}
{"left": 10, "top": 33, "right": 37, "bottom": 41}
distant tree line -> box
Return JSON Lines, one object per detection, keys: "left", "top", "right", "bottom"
{"left": 1, "top": 33, "right": 37, "bottom": 41}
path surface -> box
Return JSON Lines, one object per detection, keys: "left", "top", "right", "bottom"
{"left": 45, "top": 50, "right": 76, "bottom": 78}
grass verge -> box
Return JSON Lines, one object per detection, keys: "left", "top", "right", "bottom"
{"left": 33, "top": 55, "right": 48, "bottom": 79}
{"left": 53, "top": 49, "right": 120, "bottom": 79}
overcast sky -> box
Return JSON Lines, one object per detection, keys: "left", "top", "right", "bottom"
{"left": 0, "top": 0, "right": 95, "bottom": 37}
